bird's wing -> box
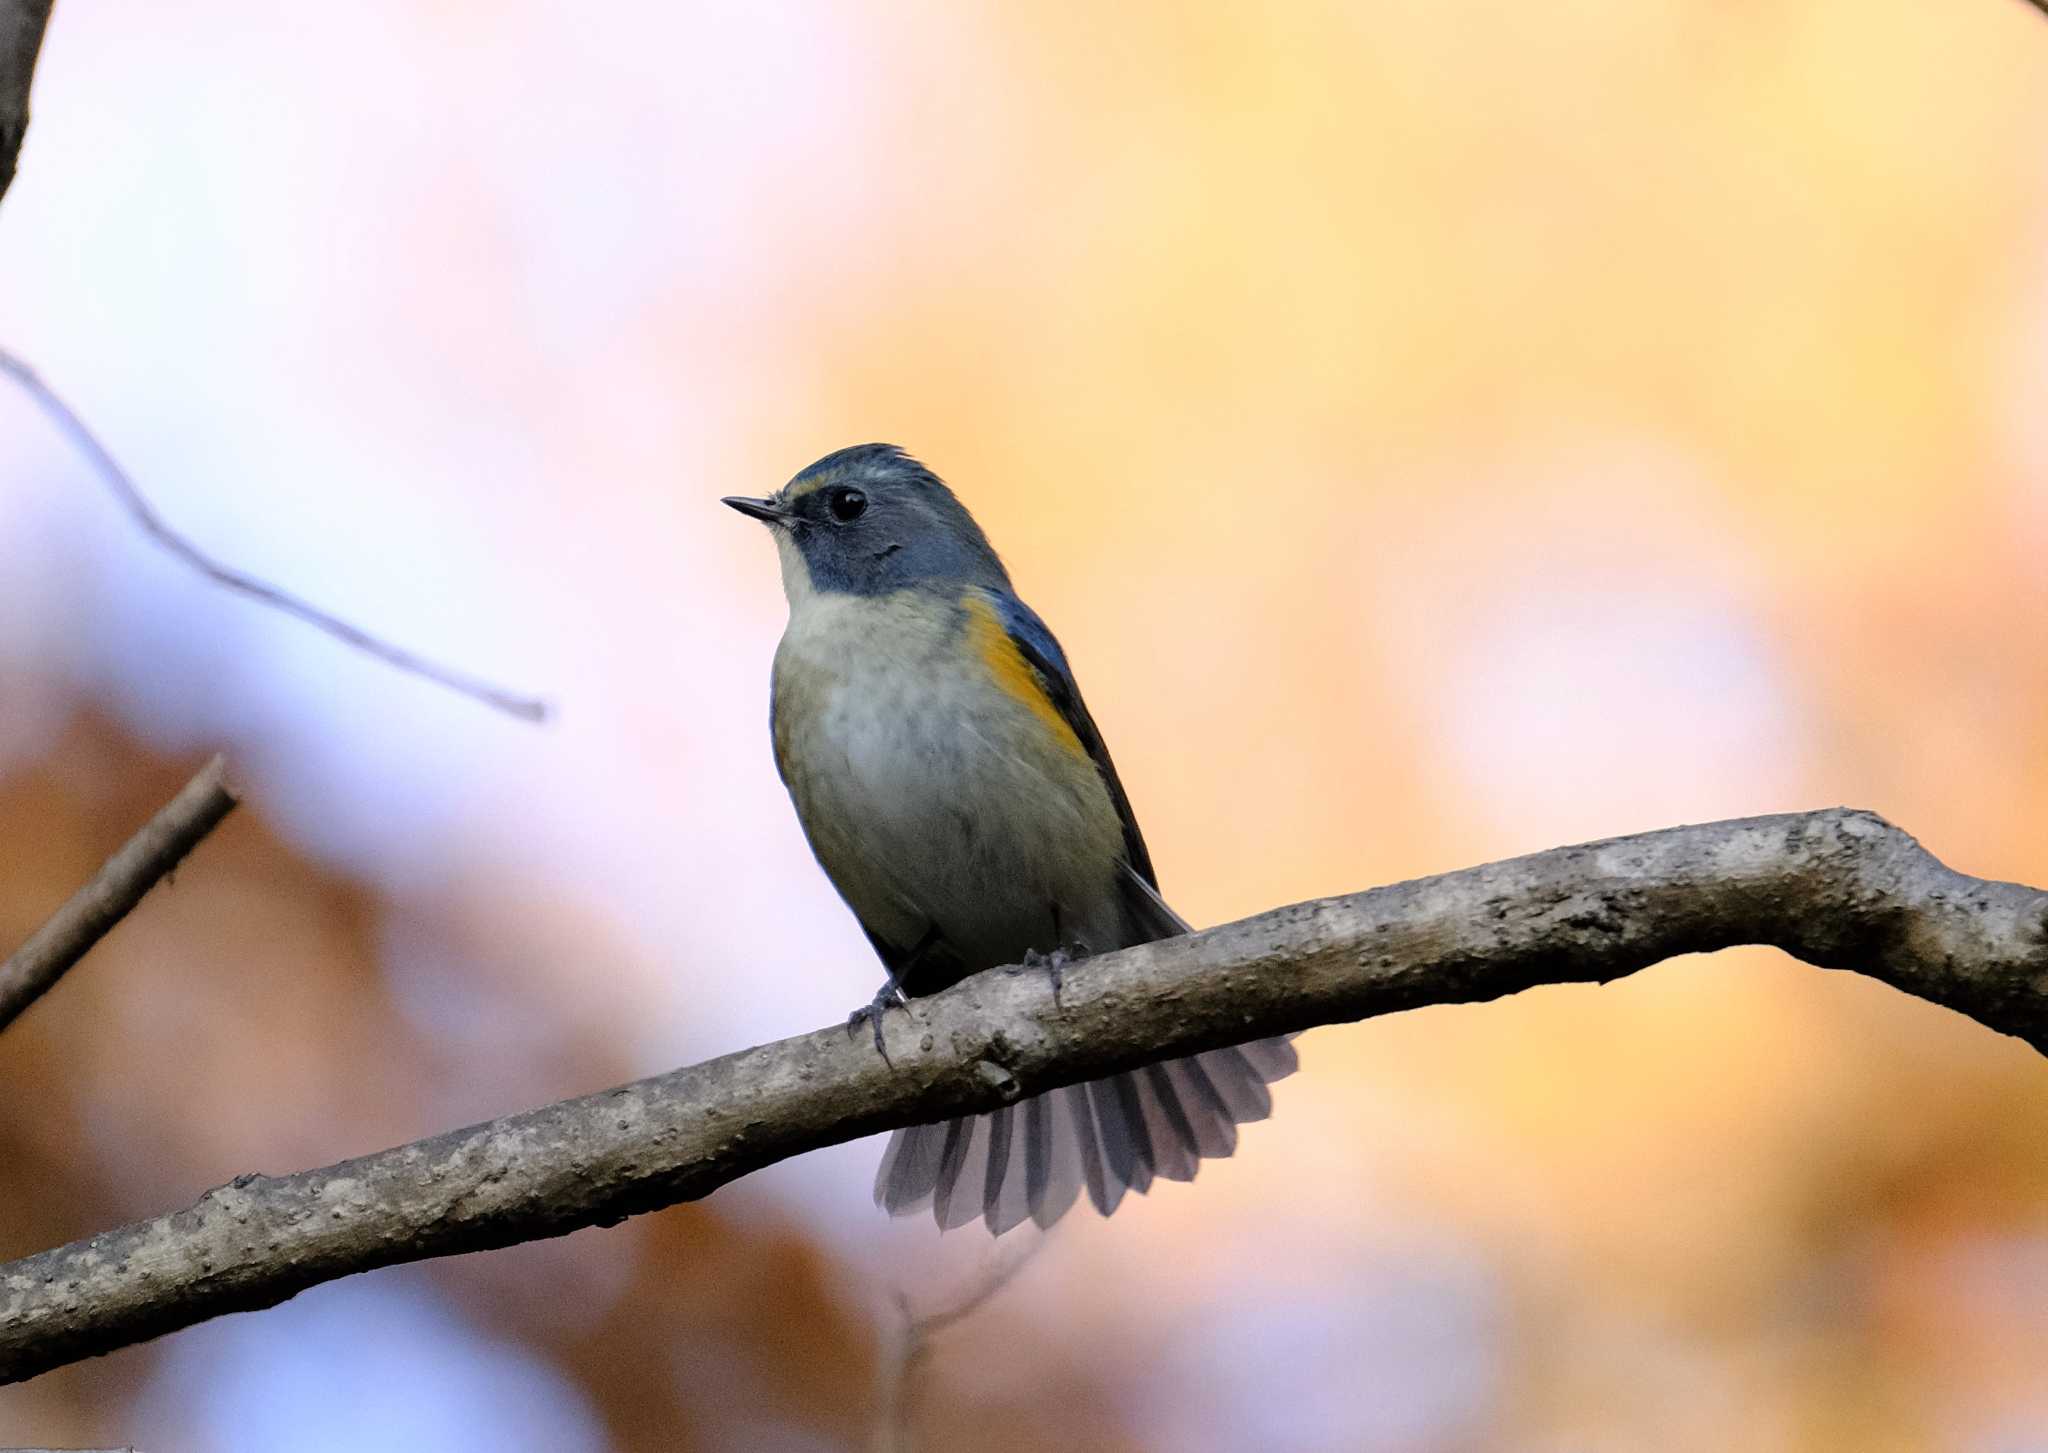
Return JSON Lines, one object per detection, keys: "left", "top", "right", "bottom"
{"left": 984, "top": 590, "right": 1159, "bottom": 891}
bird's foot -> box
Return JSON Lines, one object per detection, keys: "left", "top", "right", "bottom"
{"left": 846, "top": 979, "right": 907, "bottom": 1066}
{"left": 1013, "top": 944, "right": 1084, "bottom": 1010}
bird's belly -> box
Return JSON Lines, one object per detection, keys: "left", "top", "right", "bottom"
{"left": 774, "top": 602, "right": 1124, "bottom": 973}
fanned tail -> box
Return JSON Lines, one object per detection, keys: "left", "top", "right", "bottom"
{"left": 874, "top": 1036, "right": 1298, "bottom": 1235}
{"left": 876, "top": 864, "right": 1296, "bottom": 1234}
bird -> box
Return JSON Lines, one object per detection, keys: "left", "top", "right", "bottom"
{"left": 724, "top": 444, "right": 1295, "bottom": 1235}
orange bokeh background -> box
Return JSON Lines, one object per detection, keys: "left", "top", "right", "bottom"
{"left": 1, "top": 2, "right": 2046, "bottom": 1449}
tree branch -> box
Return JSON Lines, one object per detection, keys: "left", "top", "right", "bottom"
{"left": 0, "top": 0, "right": 52, "bottom": 209}
{"left": 0, "top": 754, "right": 238, "bottom": 1034}
{"left": 0, "top": 348, "right": 551, "bottom": 723}
{"left": 1, "top": 808, "right": 2044, "bottom": 1382}
{"left": 871, "top": 1239, "right": 1044, "bottom": 1453}
{"left": 0, "top": 8, "right": 549, "bottom": 722}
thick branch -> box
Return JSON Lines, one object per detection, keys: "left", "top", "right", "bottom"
{"left": 0, "top": 0, "right": 52, "bottom": 208}
{"left": 0, "top": 755, "right": 238, "bottom": 1033}
{"left": 3, "top": 808, "right": 2046, "bottom": 1382}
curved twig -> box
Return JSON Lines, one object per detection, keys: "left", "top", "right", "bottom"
{"left": 871, "top": 1238, "right": 1046, "bottom": 1453}
{"left": 0, "top": 349, "right": 549, "bottom": 722}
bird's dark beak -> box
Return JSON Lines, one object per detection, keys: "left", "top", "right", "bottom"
{"left": 722, "top": 495, "right": 789, "bottom": 525}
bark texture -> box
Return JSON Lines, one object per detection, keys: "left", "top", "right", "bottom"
{"left": 2, "top": 808, "right": 2046, "bottom": 1382}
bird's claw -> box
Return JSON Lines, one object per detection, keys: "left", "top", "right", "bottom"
{"left": 1015, "top": 944, "right": 1078, "bottom": 1010}
{"left": 846, "top": 980, "right": 907, "bottom": 1066}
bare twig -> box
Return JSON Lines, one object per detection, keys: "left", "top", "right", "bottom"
{"left": 0, "top": 0, "right": 52, "bottom": 209}
{"left": 0, "top": 755, "right": 238, "bottom": 1034}
{"left": 0, "top": 10, "right": 546, "bottom": 719}
{"left": 872, "top": 1239, "right": 1046, "bottom": 1453}
{"left": 1, "top": 808, "right": 2047, "bottom": 1381}
{"left": 0, "top": 348, "right": 550, "bottom": 722}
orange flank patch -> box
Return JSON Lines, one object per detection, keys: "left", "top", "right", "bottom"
{"left": 961, "top": 592, "right": 1087, "bottom": 760}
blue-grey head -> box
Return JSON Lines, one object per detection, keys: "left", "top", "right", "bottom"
{"left": 724, "top": 444, "right": 1012, "bottom": 606}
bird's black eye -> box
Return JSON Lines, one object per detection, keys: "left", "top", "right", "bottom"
{"left": 827, "top": 487, "right": 868, "bottom": 523}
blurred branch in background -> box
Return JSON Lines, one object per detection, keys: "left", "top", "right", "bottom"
{"left": 871, "top": 1239, "right": 1044, "bottom": 1453}
{"left": 0, "top": 348, "right": 551, "bottom": 722}
{"left": 0, "top": 754, "right": 236, "bottom": 1034}
{"left": 0, "top": 0, "right": 51, "bottom": 207}
{"left": 1, "top": 806, "right": 2044, "bottom": 1384}
{"left": 0, "top": 3, "right": 548, "bottom": 723}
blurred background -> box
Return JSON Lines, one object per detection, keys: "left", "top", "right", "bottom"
{"left": 0, "top": 1, "right": 2045, "bottom": 1448}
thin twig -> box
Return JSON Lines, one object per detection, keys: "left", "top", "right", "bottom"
{"left": 0, "top": 755, "right": 238, "bottom": 1034}
{"left": 872, "top": 1238, "right": 1046, "bottom": 1453}
{"left": 0, "top": 348, "right": 550, "bottom": 722}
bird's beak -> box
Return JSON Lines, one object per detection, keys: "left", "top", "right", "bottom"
{"left": 722, "top": 495, "right": 790, "bottom": 525}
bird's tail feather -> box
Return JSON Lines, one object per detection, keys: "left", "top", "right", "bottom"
{"left": 874, "top": 1036, "right": 1298, "bottom": 1235}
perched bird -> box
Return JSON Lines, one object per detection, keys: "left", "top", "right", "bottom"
{"left": 725, "top": 444, "right": 1295, "bottom": 1235}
